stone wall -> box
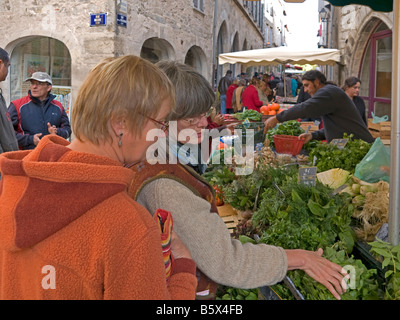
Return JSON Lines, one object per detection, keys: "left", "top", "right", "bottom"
{"left": 333, "top": 5, "right": 393, "bottom": 84}
{"left": 0, "top": 0, "right": 265, "bottom": 103}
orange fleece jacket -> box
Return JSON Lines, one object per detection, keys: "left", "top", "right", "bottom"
{"left": 0, "top": 135, "right": 197, "bottom": 300}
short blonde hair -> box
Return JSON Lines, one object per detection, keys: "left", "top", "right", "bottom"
{"left": 72, "top": 55, "right": 175, "bottom": 144}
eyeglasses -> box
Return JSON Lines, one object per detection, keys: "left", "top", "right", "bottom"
{"left": 183, "top": 110, "right": 212, "bottom": 126}
{"left": 146, "top": 116, "right": 169, "bottom": 132}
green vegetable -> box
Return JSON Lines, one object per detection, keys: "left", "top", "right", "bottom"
{"left": 369, "top": 239, "right": 400, "bottom": 300}
{"left": 232, "top": 109, "right": 262, "bottom": 121}
{"left": 309, "top": 134, "right": 371, "bottom": 173}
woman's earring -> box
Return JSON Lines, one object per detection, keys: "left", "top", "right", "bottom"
{"left": 118, "top": 133, "right": 123, "bottom": 147}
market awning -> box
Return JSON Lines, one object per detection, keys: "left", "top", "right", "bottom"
{"left": 326, "top": 0, "right": 393, "bottom": 12}
{"left": 218, "top": 47, "right": 341, "bottom": 67}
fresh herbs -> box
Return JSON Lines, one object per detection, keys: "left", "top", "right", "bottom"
{"left": 309, "top": 134, "right": 371, "bottom": 173}
{"left": 369, "top": 239, "right": 400, "bottom": 300}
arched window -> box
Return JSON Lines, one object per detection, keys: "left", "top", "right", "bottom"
{"left": 140, "top": 38, "right": 175, "bottom": 64}
{"left": 185, "top": 45, "right": 207, "bottom": 78}
{"left": 10, "top": 37, "right": 72, "bottom": 117}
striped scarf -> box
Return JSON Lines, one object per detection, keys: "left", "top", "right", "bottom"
{"left": 154, "top": 209, "right": 174, "bottom": 282}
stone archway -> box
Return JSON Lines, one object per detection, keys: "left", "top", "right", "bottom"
{"left": 8, "top": 36, "right": 72, "bottom": 118}
{"left": 140, "top": 37, "right": 175, "bottom": 63}
{"left": 185, "top": 45, "right": 208, "bottom": 78}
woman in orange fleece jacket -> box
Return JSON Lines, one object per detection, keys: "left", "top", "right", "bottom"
{"left": 0, "top": 55, "right": 197, "bottom": 300}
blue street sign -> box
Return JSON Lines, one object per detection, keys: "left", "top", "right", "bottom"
{"left": 117, "top": 13, "right": 127, "bottom": 27}
{"left": 90, "top": 13, "right": 107, "bottom": 26}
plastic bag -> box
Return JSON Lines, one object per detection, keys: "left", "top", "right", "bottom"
{"left": 371, "top": 112, "right": 389, "bottom": 123}
{"left": 354, "top": 138, "right": 390, "bottom": 183}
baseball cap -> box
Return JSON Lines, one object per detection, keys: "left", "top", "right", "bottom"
{"left": 25, "top": 72, "right": 52, "bottom": 85}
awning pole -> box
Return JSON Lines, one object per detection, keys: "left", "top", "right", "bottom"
{"left": 389, "top": 0, "right": 400, "bottom": 246}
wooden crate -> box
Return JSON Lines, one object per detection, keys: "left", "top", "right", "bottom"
{"left": 217, "top": 204, "right": 236, "bottom": 217}
{"left": 221, "top": 214, "right": 242, "bottom": 234}
{"left": 368, "top": 119, "right": 391, "bottom": 139}
{"left": 300, "top": 121, "right": 319, "bottom": 132}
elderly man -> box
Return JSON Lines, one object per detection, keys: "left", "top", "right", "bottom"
{"left": 8, "top": 71, "right": 71, "bottom": 150}
{"left": 264, "top": 70, "right": 373, "bottom": 143}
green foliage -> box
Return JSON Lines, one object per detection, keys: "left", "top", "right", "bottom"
{"left": 273, "top": 247, "right": 380, "bottom": 300}
{"left": 369, "top": 239, "right": 400, "bottom": 300}
{"left": 252, "top": 168, "right": 355, "bottom": 253}
{"left": 265, "top": 120, "right": 319, "bottom": 151}
{"left": 309, "top": 133, "right": 371, "bottom": 173}
{"left": 216, "top": 287, "right": 259, "bottom": 300}
{"left": 232, "top": 109, "right": 262, "bottom": 121}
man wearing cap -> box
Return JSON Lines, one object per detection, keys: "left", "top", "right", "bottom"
{"left": 0, "top": 47, "right": 18, "bottom": 157}
{"left": 8, "top": 71, "right": 71, "bottom": 150}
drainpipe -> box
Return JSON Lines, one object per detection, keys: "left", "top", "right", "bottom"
{"left": 389, "top": 0, "right": 400, "bottom": 246}
{"left": 212, "top": 0, "right": 219, "bottom": 90}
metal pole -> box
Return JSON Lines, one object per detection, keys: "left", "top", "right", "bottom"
{"left": 388, "top": 0, "right": 399, "bottom": 246}
{"left": 212, "top": 0, "right": 219, "bottom": 89}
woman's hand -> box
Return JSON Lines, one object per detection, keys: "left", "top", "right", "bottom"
{"left": 170, "top": 231, "right": 192, "bottom": 260}
{"left": 285, "top": 248, "right": 348, "bottom": 300}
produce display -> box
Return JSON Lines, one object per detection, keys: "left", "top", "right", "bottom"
{"left": 231, "top": 109, "right": 262, "bottom": 122}
{"left": 266, "top": 120, "right": 319, "bottom": 152}
{"left": 309, "top": 133, "right": 371, "bottom": 173}
{"left": 340, "top": 176, "right": 389, "bottom": 242}
{"left": 203, "top": 114, "right": 396, "bottom": 300}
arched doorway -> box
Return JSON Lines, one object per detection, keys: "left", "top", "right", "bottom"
{"left": 216, "top": 21, "right": 228, "bottom": 87}
{"left": 10, "top": 36, "right": 72, "bottom": 118}
{"left": 185, "top": 45, "right": 207, "bottom": 78}
{"left": 359, "top": 22, "right": 392, "bottom": 119}
{"left": 140, "top": 38, "right": 175, "bottom": 63}
{"left": 230, "top": 32, "right": 240, "bottom": 77}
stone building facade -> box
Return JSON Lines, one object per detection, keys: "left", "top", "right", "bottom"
{"left": 319, "top": 2, "right": 393, "bottom": 119}
{"left": 0, "top": 0, "right": 266, "bottom": 116}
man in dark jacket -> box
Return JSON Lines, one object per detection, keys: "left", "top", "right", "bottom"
{"left": 8, "top": 72, "right": 71, "bottom": 150}
{"left": 217, "top": 70, "right": 233, "bottom": 114}
{"left": 0, "top": 47, "right": 18, "bottom": 156}
{"left": 264, "top": 70, "right": 374, "bottom": 143}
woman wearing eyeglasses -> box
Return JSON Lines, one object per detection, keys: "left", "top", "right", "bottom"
{"left": 129, "top": 61, "right": 348, "bottom": 300}
{"left": 0, "top": 55, "right": 197, "bottom": 300}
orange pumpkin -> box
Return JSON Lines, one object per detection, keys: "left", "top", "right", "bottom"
{"left": 268, "top": 110, "right": 277, "bottom": 115}
{"left": 270, "top": 103, "right": 280, "bottom": 111}
{"left": 260, "top": 105, "right": 269, "bottom": 115}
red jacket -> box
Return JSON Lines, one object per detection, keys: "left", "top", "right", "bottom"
{"left": 241, "top": 85, "right": 263, "bottom": 111}
{"left": 226, "top": 84, "right": 238, "bottom": 110}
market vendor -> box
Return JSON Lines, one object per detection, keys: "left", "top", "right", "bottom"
{"left": 129, "top": 61, "right": 348, "bottom": 300}
{"left": 264, "top": 70, "right": 374, "bottom": 144}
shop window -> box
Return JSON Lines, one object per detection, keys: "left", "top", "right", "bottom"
{"left": 10, "top": 37, "right": 72, "bottom": 118}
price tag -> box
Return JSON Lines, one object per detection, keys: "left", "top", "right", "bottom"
{"left": 330, "top": 138, "right": 348, "bottom": 150}
{"left": 298, "top": 166, "right": 317, "bottom": 186}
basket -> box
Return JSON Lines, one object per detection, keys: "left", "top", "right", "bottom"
{"left": 273, "top": 134, "right": 305, "bottom": 156}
